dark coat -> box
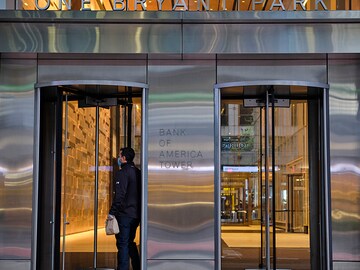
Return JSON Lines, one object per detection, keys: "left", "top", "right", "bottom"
{"left": 109, "top": 162, "right": 141, "bottom": 219}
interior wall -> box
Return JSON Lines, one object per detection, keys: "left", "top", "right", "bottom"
{"left": 61, "top": 103, "right": 112, "bottom": 234}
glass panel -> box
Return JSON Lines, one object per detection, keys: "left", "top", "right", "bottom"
{"left": 115, "top": 97, "right": 142, "bottom": 250}
{"left": 97, "top": 106, "right": 117, "bottom": 267}
{"left": 273, "top": 100, "right": 310, "bottom": 269}
{"left": 60, "top": 93, "right": 142, "bottom": 269}
{"left": 18, "top": 0, "right": 360, "bottom": 11}
{"left": 221, "top": 99, "right": 262, "bottom": 269}
{"left": 118, "top": 97, "right": 142, "bottom": 166}
{"left": 60, "top": 99, "right": 96, "bottom": 269}
{"left": 220, "top": 87, "right": 311, "bottom": 270}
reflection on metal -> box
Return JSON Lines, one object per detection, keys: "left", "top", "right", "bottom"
{"left": 217, "top": 58, "right": 328, "bottom": 85}
{"left": 32, "top": 87, "right": 41, "bottom": 270}
{"left": 147, "top": 61, "right": 215, "bottom": 261}
{"left": 37, "top": 59, "right": 147, "bottom": 85}
{"left": 216, "top": 80, "right": 332, "bottom": 269}
{"left": 264, "top": 89, "right": 270, "bottom": 270}
{"left": 1, "top": 11, "right": 360, "bottom": 54}
{"left": 328, "top": 56, "right": 360, "bottom": 264}
{"left": 141, "top": 88, "right": 148, "bottom": 270}
{"left": 0, "top": 261, "right": 31, "bottom": 270}
{"left": 323, "top": 87, "right": 332, "bottom": 270}
{"left": 184, "top": 23, "right": 360, "bottom": 54}
{"left": 0, "top": 58, "right": 35, "bottom": 266}
{"left": 215, "top": 80, "right": 329, "bottom": 95}
{"left": 36, "top": 80, "right": 148, "bottom": 89}
{"left": 214, "top": 88, "right": 221, "bottom": 270}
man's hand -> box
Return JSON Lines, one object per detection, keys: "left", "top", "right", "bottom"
{"left": 107, "top": 214, "right": 115, "bottom": 220}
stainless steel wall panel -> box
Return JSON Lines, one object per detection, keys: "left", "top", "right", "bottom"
{"left": 328, "top": 55, "right": 360, "bottom": 264}
{"left": 0, "top": 23, "right": 181, "bottom": 54}
{"left": 38, "top": 58, "right": 147, "bottom": 84}
{"left": 217, "top": 57, "right": 327, "bottom": 84}
{"left": 0, "top": 260, "right": 30, "bottom": 270}
{"left": 0, "top": 57, "right": 36, "bottom": 259}
{"left": 333, "top": 261, "right": 360, "bottom": 270}
{"left": 148, "top": 259, "right": 214, "bottom": 270}
{"left": 147, "top": 60, "right": 215, "bottom": 261}
{"left": 1, "top": 11, "right": 360, "bottom": 54}
{"left": 183, "top": 24, "right": 360, "bottom": 54}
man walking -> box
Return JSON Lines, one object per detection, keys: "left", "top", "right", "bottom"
{"left": 109, "top": 147, "right": 141, "bottom": 270}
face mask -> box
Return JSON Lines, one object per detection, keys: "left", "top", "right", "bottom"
{"left": 117, "top": 157, "right": 122, "bottom": 167}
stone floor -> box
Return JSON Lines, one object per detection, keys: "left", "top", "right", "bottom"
{"left": 61, "top": 225, "right": 311, "bottom": 269}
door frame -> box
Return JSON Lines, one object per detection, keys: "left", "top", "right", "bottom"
{"left": 214, "top": 80, "right": 331, "bottom": 270}
{"left": 32, "top": 80, "right": 149, "bottom": 270}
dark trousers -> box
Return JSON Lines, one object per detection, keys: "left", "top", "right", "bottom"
{"left": 115, "top": 216, "right": 140, "bottom": 270}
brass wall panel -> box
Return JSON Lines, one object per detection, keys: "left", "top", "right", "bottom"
{"left": 328, "top": 55, "right": 360, "bottom": 263}
{"left": 38, "top": 58, "right": 147, "bottom": 84}
{"left": 0, "top": 57, "right": 36, "bottom": 259}
{"left": 147, "top": 60, "right": 215, "bottom": 261}
{"left": 0, "top": 260, "right": 30, "bottom": 270}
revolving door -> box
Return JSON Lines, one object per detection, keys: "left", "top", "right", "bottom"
{"left": 34, "top": 81, "right": 147, "bottom": 270}
{"left": 215, "top": 81, "right": 331, "bottom": 270}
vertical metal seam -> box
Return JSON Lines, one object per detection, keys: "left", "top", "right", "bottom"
{"left": 271, "top": 90, "right": 276, "bottom": 270}
{"left": 323, "top": 87, "right": 332, "bottom": 270}
{"left": 141, "top": 87, "right": 148, "bottom": 270}
{"left": 94, "top": 105, "right": 100, "bottom": 268}
{"left": 265, "top": 90, "right": 270, "bottom": 270}
{"left": 214, "top": 88, "right": 221, "bottom": 270}
{"left": 31, "top": 87, "right": 41, "bottom": 270}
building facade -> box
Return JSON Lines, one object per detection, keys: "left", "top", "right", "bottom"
{"left": 0, "top": 1, "right": 359, "bottom": 270}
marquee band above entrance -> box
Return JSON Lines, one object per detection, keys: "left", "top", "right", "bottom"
{"left": 33, "top": 0, "right": 328, "bottom": 11}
